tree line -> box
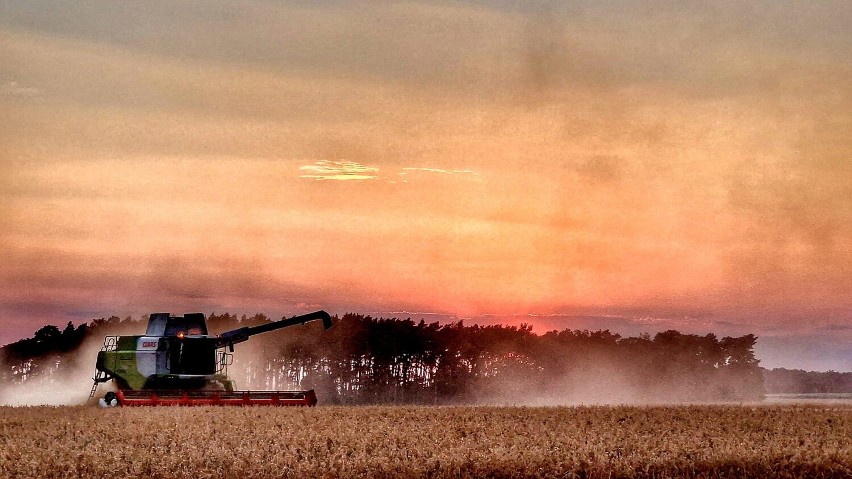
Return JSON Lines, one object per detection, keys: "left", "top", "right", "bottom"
{"left": 763, "top": 368, "right": 852, "bottom": 394}
{"left": 0, "top": 313, "right": 772, "bottom": 403}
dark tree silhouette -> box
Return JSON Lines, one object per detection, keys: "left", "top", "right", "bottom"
{"left": 763, "top": 368, "right": 852, "bottom": 394}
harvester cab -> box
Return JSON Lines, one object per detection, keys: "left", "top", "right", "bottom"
{"left": 91, "top": 310, "right": 332, "bottom": 407}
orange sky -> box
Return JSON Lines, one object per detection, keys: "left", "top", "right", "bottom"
{"left": 1, "top": 1, "right": 850, "bottom": 370}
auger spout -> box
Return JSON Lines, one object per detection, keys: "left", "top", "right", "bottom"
{"left": 215, "top": 310, "right": 333, "bottom": 351}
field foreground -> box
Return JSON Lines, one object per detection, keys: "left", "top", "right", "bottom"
{"left": 1, "top": 405, "right": 849, "bottom": 478}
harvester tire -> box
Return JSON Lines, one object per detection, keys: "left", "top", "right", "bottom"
{"left": 103, "top": 392, "right": 118, "bottom": 407}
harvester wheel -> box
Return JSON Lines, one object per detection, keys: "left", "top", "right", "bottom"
{"left": 103, "top": 391, "right": 118, "bottom": 407}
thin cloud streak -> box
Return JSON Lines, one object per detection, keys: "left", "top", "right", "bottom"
{"left": 401, "top": 167, "right": 479, "bottom": 175}
{"left": 300, "top": 160, "right": 380, "bottom": 181}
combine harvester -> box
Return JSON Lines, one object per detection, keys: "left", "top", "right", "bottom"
{"left": 90, "top": 310, "right": 332, "bottom": 407}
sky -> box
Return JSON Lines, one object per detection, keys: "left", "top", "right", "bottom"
{"left": 1, "top": 1, "right": 850, "bottom": 371}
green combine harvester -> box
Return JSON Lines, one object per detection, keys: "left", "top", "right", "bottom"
{"left": 90, "top": 310, "right": 332, "bottom": 407}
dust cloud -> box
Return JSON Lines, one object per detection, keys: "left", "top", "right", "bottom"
{"left": 0, "top": 334, "right": 109, "bottom": 406}
{"left": 476, "top": 363, "right": 683, "bottom": 407}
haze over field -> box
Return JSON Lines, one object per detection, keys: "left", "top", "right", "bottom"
{"left": 1, "top": 1, "right": 850, "bottom": 371}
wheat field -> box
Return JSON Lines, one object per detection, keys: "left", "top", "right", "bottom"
{"left": 1, "top": 405, "right": 849, "bottom": 478}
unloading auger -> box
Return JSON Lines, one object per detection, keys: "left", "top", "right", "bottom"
{"left": 90, "top": 310, "right": 332, "bottom": 407}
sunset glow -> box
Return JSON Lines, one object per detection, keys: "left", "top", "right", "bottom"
{"left": 1, "top": 1, "right": 850, "bottom": 370}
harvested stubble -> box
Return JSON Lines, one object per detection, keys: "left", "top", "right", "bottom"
{"left": 0, "top": 404, "right": 849, "bottom": 478}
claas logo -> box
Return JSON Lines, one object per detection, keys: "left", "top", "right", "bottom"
{"left": 142, "top": 341, "right": 158, "bottom": 348}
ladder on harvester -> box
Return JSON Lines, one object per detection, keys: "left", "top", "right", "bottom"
{"left": 89, "top": 336, "right": 118, "bottom": 398}
{"left": 216, "top": 350, "right": 233, "bottom": 376}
